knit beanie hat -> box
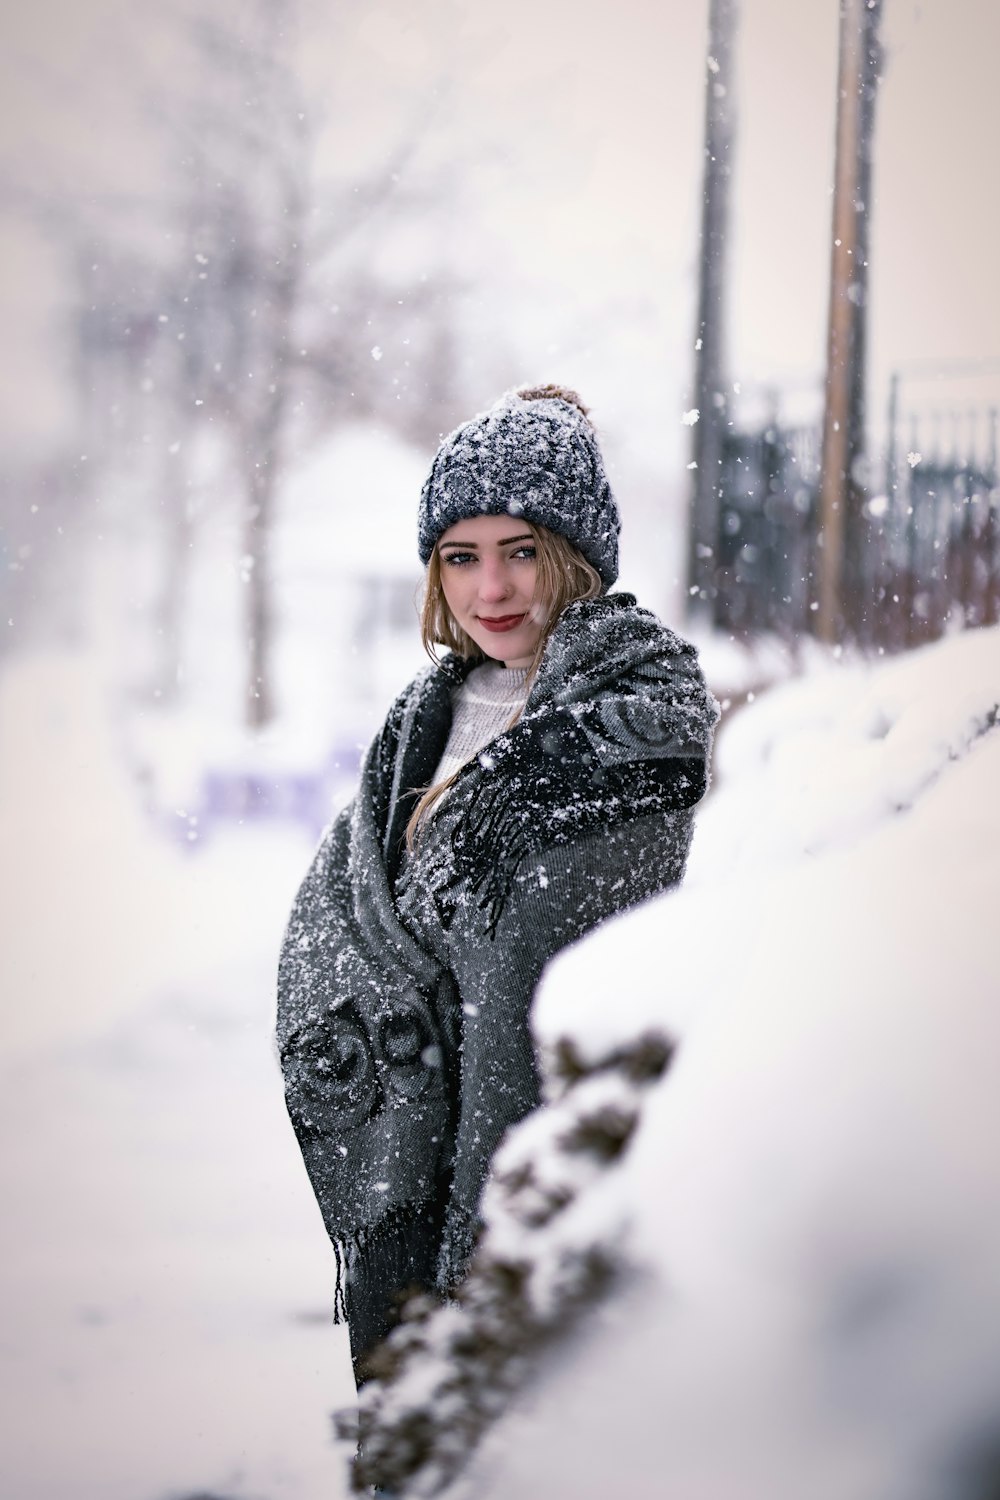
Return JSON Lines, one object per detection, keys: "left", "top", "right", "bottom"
{"left": 417, "top": 384, "right": 621, "bottom": 587}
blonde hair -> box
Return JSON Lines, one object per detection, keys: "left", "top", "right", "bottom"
{"left": 405, "top": 521, "right": 602, "bottom": 847}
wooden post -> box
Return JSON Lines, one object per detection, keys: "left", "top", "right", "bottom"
{"left": 884, "top": 369, "right": 899, "bottom": 502}
{"left": 817, "top": 0, "right": 883, "bottom": 644}
{"left": 687, "top": 0, "right": 739, "bottom": 622}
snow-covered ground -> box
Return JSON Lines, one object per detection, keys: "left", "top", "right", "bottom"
{"left": 0, "top": 650, "right": 356, "bottom": 1500}
{"left": 3, "top": 621, "right": 998, "bottom": 1500}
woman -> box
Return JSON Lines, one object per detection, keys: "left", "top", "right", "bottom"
{"left": 277, "top": 384, "right": 718, "bottom": 1383}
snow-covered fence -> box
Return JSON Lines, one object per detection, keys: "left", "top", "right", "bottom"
{"left": 708, "top": 416, "right": 1000, "bottom": 650}
{"left": 876, "top": 444, "right": 1000, "bottom": 649}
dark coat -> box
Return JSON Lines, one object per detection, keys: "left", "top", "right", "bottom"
{"left": 277, "top": 594, "right": 718, "bottom": 1357}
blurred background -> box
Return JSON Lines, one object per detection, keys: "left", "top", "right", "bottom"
{"left": 1, "top": 1, "right": 998, "bottom": 1496}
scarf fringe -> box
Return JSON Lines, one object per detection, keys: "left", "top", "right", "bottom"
{"left": 332, "top": 1205, "right": 444, "bottom": 1324}
{"left": 448, "top": 747, "right": 704, "bottom": 939}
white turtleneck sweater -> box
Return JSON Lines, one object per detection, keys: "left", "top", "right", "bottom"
{"left": 431, "top": 662, "right": 530, "bottom": 785}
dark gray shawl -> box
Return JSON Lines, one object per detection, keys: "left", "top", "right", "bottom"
{"left": 276, "top": 594, "right": 718, "bottom": 1302}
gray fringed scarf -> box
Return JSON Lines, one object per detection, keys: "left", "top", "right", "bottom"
{"left": 277, "top": 594, "right": 718, "bottom": 1305}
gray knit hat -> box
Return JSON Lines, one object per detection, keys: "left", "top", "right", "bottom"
{"left": 417, "top": 385, "right": 620, "bottom": 587}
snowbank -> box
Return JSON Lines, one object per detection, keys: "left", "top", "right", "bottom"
{"left": 356, "top": 624, "right": 1000, "bottom": 1500}
{"left": 481, "top": 624, "right": 1000, "bottom": 1500}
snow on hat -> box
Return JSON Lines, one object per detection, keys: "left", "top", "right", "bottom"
{"left": 417, "top": 384, "right": 621, "bottom": 587}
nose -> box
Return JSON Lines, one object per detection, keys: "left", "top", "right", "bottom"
{"left": 477, "top": 556, "right": 513, "bottom": 604}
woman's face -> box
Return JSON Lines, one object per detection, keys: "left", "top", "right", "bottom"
{"left": 437, "top": 513, "right": 550, "bottom": 668}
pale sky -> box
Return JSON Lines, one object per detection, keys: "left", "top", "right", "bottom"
{"left": 2, "top": 0, "right": 998, "bottom": 474}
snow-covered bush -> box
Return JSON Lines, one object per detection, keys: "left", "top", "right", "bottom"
{"left": 341, "top": 1032, "right": 673, "bottom": 1495}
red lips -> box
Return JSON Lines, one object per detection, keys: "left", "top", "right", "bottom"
{"left": 477, "top": 613, "right": 528, "bottom": 633}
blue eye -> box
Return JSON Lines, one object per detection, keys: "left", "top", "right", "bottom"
{"left": 442, "top": 551, "right": 475, "bottom": 567}
{"left": 512, "top": 545, "right": 537, "bottom": 561}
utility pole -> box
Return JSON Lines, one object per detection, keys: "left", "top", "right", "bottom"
{"left": 687, "top": 0, "right": 739, "bottom": 622}
{"left": 817, "top": 0, "right": 883, "bottom": 644}
{"left": 884, "top": 368, "right": 899, "bottom": 502}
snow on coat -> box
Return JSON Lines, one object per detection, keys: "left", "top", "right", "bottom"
{"left": 276, "top": 593, "right": 719, "bottom": 1305}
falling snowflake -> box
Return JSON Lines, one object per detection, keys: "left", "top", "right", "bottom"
{"left": 682, "top": 409, "right": 700, "bottom": 427}
{"left": 907, "top": 451, "right": 922, "bottom": 468}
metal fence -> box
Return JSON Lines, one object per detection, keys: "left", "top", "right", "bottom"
{"left": 712, "top": 424, "right": 821, "bottom": 639}
{"left": 709, "top": 416, "right": 1000, "bottom": 649}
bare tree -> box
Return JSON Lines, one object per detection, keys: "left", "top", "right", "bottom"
{"left": 64, "top": 0, "right": 470, "bottom": 725}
